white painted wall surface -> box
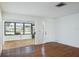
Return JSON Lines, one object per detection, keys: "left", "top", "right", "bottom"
{"left": 35, "top": 18, "right": 56, "bottom": 44}
{"left": 55, "top": 13, "right": 79, "bottom": 48}
{"left": 0, "top": 8, "right": 2, "bottom": 56}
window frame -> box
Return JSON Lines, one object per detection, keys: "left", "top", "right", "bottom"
{"left": 4, "top": 22, "right": 15, "bottom": 36}
{"left": 4, "top": 22, "right": 33, "bottom": 36}
{"left": 15, "top": 22, "right": 24, "bottom": 35}
{"left": 23, "top": 23, "right": 32, "bottom": 35}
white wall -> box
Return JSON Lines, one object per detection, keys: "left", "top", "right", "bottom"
{"left": 35, "top": 18, "right": 56, "bottom": 44}
{"left": 55, "top": 13, "right": 79, "bottom": 48}
{"left": 0, "top": 8, "right": 2, "bottom": 56}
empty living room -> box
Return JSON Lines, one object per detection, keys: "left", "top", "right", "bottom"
{"left": 0, "top": 0, "right": 79, "bottom": 58}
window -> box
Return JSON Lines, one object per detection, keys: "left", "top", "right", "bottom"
{"left": 15, "top": 23, "right": 23, "bottom": 35}
{"left": 5, "top": 22, "right": 15, "bottom": 35}
{"left": 24, "top": 23, "right": 32, "bottom": 35}
{"left": 4, "top": 22, "right": 32, "bottom": 35}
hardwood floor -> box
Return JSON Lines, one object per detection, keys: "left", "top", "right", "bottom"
{"left": 1, "top": 42, "right": 79, "bottom": 57}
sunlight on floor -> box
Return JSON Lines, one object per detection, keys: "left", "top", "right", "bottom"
{"left": 3, "top": 39, "right": 34, "bottom": 49}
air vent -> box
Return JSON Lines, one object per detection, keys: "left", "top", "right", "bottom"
{"left": 56, "top": 2, "right": 66, "bottom": 7}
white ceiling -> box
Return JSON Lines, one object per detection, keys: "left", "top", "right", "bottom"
{"left": 0, "top": 2, "right": 79, "bottom": 18}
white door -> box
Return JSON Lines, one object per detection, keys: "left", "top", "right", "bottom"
{"left": 43, "top": 19, "right": 55, "bottom": 43}
{"left": 35, "top": 20, "right": 44, "bottom": 44}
